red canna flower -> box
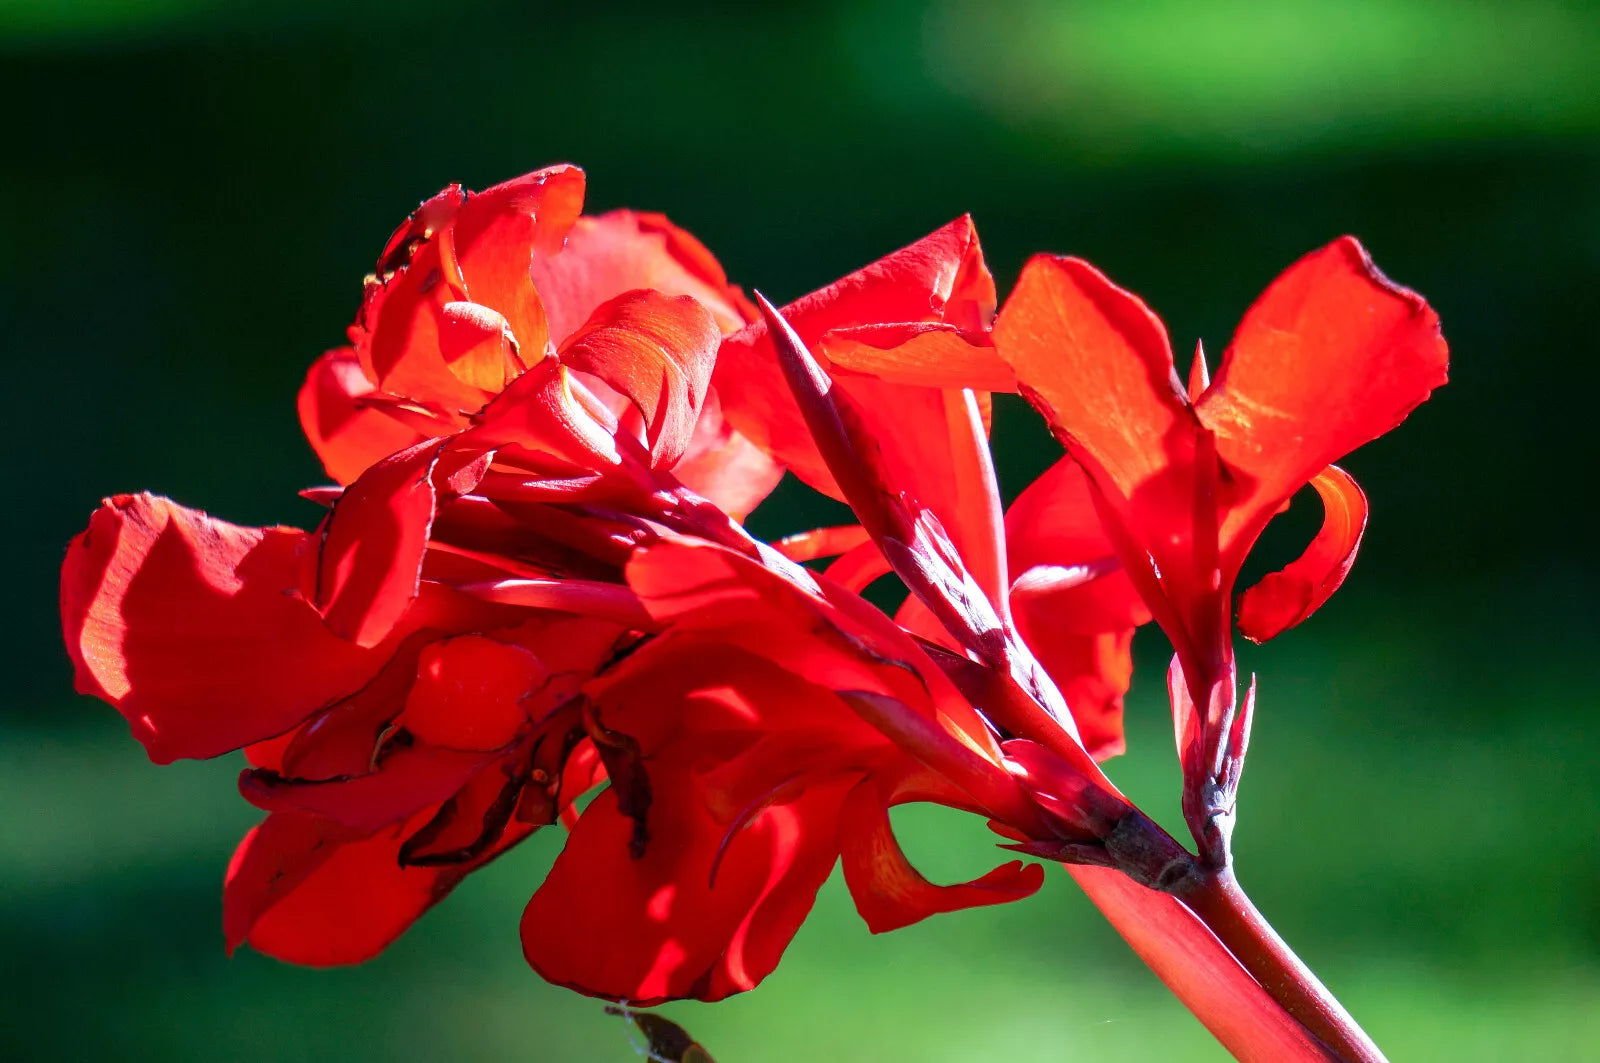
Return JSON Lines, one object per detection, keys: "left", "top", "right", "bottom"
{"left": 995, "top": 236, "right": 1448, "bottom": 862}
{"left": 63, "top": 169, "right": 1160, "bottom": 996}
{"left": 59, "top": 162, "right": 1440, "bottom": 1062}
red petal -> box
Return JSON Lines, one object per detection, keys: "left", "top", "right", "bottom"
{"left": 1007, "top": 458, "right": 1124, "bottom": 612}
{"left": 995, "top": 255, "right": 1209, "bottom": 654}
{"left": 715, "top": 216, "right": 995, "bottom": 498}
{"left": 557, "top": 289, "right": 722, "bottom": 466}
{"left": 773, "top": 524, "right": 870, "bottom": 563}
{"left": 521, "top": 767, "right": 855, "bottom": 1003}
{"left": 451, "top": 165, "right": 583, "bottom": 356}
{"left": 62, "top": 494, "right": 388, "bottom": 763}
{"left": 400, "top": 634, "right": 547, "bottom": 751}
{"left": 359, "top": 167, "right": 583, "bottom": 413}
{"left": 838, "top": 778, "right": 1042, "bottom": 933}
{"left": 995, "top": 254, "right": 1189, "bottom": 504}
{"left": 240, "top": 744, "right": 495, "bottom": 831}
{"left": 229, "top": 812, "right": 449, "bottom": 966}
{"left": 1199, "top": 236, "right": 1447, "bottom": 568}
{"left": 313, "top": 439, "right": 486, "bottom": 648}
{"left": 1237, "top": 465, "right": 1368, "bottom": 642}
{"left": 297, "top": 347, "right": 429, "bottom": 485}
{"left": 223, "top": 812, "right": 358, "bottom": 954}
{"left": 819, "top": 323, "right": 1012, "bottom": 391}
{"left": 402, "top": 745, "right": 536, "bottom": 865}
{"left": 280, "top": 634, "right": 431, "bottom": 780}
{"left": 528, "top": 209, "right": 756, "bottom": 341}
{"left": 360, "top": 235, "right": 490, "bottom": 415}
{"left": 626, "top": 540, "right": 980, "bottom": 744}
{"left": 438, "top": 301, "right": 532, "bottom": 393}
{"left": 469, "top": 361, "right": 624, "bottom": 468}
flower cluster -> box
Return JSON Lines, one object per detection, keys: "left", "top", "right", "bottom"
{"left": 61, "top": 165, "right": 1445, "bottom": 1026}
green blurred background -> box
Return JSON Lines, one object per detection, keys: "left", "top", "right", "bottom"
{"left": 4, "top": 0, "right": 1597, "bottom": 1058}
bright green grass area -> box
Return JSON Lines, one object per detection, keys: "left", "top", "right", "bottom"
{"left": 3, "top": 612, "right": 1595, "bottom": 1060}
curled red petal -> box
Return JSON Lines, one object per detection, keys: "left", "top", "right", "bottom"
{"left": 312, "top": 440, "right": 445, "bottom": 648}
{"left": 557, "top": 289, "right": 722, "bottom": 466}
{"left": 62, "top": 493, "right": 388, "bottom": 763}
{"left": 822, "top": 540, "right": 893, "bottom": 593}
{"left": 1237, "top": 465, "right": 1368, "bottom": 642}
{"left": 450, "top": 165, "right": 582, "bottom": 355}
{"left": 1199, "top": 236, "right": 1448, "bottom": 567}
{"left": 520, "top": 768, "right": 855, "bottom": 1004}
{"left": 297, "top": 347, "right": 429, "bottom": 485}
{"left": 438, "top": 300, "right": 530, "bottom": 393}
{"left": 838, "top": 778, "right": 1042, "bottom": 934}
{"left": 360, "top": 234, "right": 490, "bottom": 415}
{"left": 240, "top": 744, "right": 496, "bottom": 831}
{"left": 469, "top": 362, "right": 624, "bottom": 469}
{"left": 773, "top": 524, "right": 870, "bottom": 563}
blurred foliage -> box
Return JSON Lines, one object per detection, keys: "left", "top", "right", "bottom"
{"left": 3, "top": 0, "right": 1596, "bottom": 1059}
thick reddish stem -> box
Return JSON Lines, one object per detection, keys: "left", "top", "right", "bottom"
{"left": 1069, "top": 866, "right": 1338, "bottom": 1062}
{"left": 1177, "top": 868, "right": 1388, "bottom": 1063}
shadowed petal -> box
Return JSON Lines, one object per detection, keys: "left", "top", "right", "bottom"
{"left": 521, "top": 768, "right": 856, "bottom": 1004}
{"left": 297, "top": 347, "right": 429, "bottom": 485}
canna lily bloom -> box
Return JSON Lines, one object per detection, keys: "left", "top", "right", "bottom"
{"left": 298, "top": 164, "right": 781, "bottom": 519}
{"left": 995, "top": 236, "right": 1448, "bottom": 859}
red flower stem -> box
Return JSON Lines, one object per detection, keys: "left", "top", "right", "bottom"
{"left": 1175, "top": 868, "right": 1388, "bottom": 1063}
{"left": 1068, "top": 866, "right": 1339, "bottom": 1063}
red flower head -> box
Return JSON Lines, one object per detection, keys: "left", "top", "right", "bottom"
{"left": 995, "top": 237, "right": 1448, "bottom": 859}
{"left": 65, "top": 169, "right": 1179, "bottom": 996}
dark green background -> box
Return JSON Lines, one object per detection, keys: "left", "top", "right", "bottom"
{"left": 4, "top": 1, "right": 1596, "bottom": 1058}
